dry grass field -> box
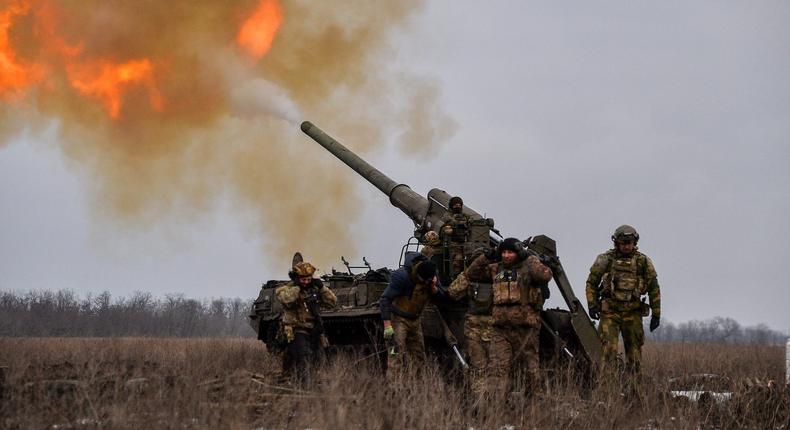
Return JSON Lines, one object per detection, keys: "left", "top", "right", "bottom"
{"left": 0, "top": 338, "right": 787, "bottom": 429}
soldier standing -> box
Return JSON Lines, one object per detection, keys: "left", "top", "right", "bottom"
{"left": 441, "top": 196, "right": 471, "bottom": 279}
{"left": 275, "top": 261, "right": 337, "bottom": 387}
{"left": 467, "top": 238, "right": 553, "bottom": 397}
{"left": 379, "top": 252, "right": 443, "bottom": 373}
{"left": 447, "top": 268, "right": 493, "bottom": 401}
{"left": 585, "top": 225, "right": 661, "bottom": 374}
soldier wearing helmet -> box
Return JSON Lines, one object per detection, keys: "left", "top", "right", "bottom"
{"left": 420, "top": 230, "right": 442, "bottom": 258}
{"left": 585, "top": 225, "right": 661, "bottom": 375}
{"left": 440, "top": 196, "right": 471, "bottom": 278}
{"left": 465, "top": 237, "right": 553, "bottom": 398}
{"left": 275, "top": 260, "right": 337, "bottom": 387}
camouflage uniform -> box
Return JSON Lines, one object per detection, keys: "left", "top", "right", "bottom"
{"left": 420, "top": 230, "right": 442, "bottom": 259}
{"left": 447, "top": 272, "right": 493, "bottom": 398}
{"left": 467, "top": 251, "right": 553, "bottom": 395}
{"left": 275, "top": 278, "right": 337, "bottom": 385}
{"left": 585, "top": 248, "right": 661, "bottom": 373}
{"left": 440, "top": 211, "right": 470, "bottom": 279}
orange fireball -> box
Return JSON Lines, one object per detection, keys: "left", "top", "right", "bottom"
{"left": 67, "top": 58, "right": 164, "bottom": 119}
{"left": 237, "top": 0, "right": 283, "bottom": 59}
{"left": 0, "top": 0, "right": 44, "bottom": 100}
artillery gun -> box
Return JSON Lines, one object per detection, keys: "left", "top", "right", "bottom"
{"left": 249, "top": 121, "right": 602, "bottom": 375}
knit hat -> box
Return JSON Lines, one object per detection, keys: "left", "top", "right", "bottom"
{"left": 415, "top": 260, "right": 437, "bottom": 281}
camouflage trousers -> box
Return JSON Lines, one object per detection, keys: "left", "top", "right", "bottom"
{"left": 387, "top": 314, "right": 426, "bottom": 376}
{"left": 449, "top": 244, "right": 465, "bottom": 278}
{"left": 598, "top": 309, "right": 645, "bottom": 373}
{"left": 488, "top": 324, "right": 540, "bottom": 396}
{"left": 465, "top": 315, "right": 493, "bottom": 398}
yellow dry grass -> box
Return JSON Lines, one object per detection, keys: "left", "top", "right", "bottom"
{"left": 0, "top": 338, "right": 787, "bottom": 429}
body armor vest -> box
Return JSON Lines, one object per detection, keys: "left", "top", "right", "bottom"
{"left": 448, "top": 213, "right": 469, "bottom": 243}
{"left": 492, "top": 267, "right": 522, "bottom": 305}
{"left": 468, "top": 282, "right": 493, "bottom": 315}
{"left": 490, "top": 263, "right": 542, "bottom": 327}
{"left": 602, "top": 254, "right": 645, "bottom": 303}
{"left": 392, "top": 283, "right": 431, "bottom": 319}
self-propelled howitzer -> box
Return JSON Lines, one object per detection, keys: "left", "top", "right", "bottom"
{"left": 301, "top": 121, "right": 490, "bottom": 242}
{"left": 300, "top": 121, "right": 602, "bottom": 368}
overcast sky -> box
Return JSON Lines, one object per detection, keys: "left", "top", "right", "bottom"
{"left": 2, "top": 1, "right": 789, "bottom": 331}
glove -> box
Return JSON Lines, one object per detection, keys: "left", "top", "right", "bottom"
{"left": 484, "top": 247, "right": 500, "bottom": 261}
{"left": 383, "top": 325, "right": 394, "bottom": 340}
{"left": 588, "top": 305, "right": 600, "bottom": 320}
{"left": 650, "top": 315, "right": 660, "bottom": 332}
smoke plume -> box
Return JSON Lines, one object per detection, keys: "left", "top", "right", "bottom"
{"left": 0, "top": 0, "right": 455, "bottom": 270}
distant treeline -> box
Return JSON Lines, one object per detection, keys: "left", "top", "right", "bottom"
{"left": 645, "top": 316, "right": 787, "bottom": 345}
{"left": 0, "top": 289, "right": 786, "bottom": 344}
{"left": 0, "top": 289, "right": 254, "bottom": 337}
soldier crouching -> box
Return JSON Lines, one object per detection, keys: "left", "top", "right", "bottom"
{"left": 378, "top": 252, "right": 444, "bottom": 376}
{"left": 275, "top": 261, "right": 337, "bottom": 388}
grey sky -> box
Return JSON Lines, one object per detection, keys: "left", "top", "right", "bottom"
{"left": 2, "top": 1, "right": 789, "bottom": 330}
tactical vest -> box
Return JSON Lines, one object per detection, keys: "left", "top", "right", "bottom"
{"left": 601, "top": 254, "right": 645, "bottom": 303}
{"left": 492, "top": 267, "right": 521, "bottom": 305}
{"left": 490, "top": 263, "right": 542, "bottom": 327}
{"left": 491, "top": 263, "right": 542, "bottom": 307}
{"left": 392, "top": 283, "right": 431, "bottom": 319}
{"left": 448, "top": 213, "right": 469, "bottom": 243}
{"left": 468, "top": 282, "right": 493, "bottom": 315}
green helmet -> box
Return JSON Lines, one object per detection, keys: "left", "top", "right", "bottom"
{"left": 611, "top": 225, "right": 639, "bottom": 243}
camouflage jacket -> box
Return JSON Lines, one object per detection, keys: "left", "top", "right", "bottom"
{"left": 585, "top": 249, "right": 661, "bottom": 317}
{"left": 447, "top": 271, "right": 493, "bottom": 318}
{"left": 440, "top": 212, "right": 471, "bottom": 243}
{"left": 420, "top": 244, "right": 442, "bottom": 258}
{"left": 275, "top": 279, "right": 337, "bottom": 331}
{"left": 465, "top": 253, "right": 552, "bottom": 327}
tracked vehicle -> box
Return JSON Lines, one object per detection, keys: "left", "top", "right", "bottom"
{"left": 250, "top": 121, "right": 602, "bottom": 374}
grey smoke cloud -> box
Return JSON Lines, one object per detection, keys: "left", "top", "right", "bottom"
{"left": 1, "top": 1, "right": 788, "bottom": 332}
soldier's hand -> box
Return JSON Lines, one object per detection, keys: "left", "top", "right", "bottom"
{"left": 484, "top": 247, "right": 500, "bottom": 262}
{"left": 650, "top": 315, "right": 660, "bottom": 332}
{"left": 429, "top": 276, "right": 440, "bottom": 294}
{"left": 588, "top": 305, "right": 600, "bottom": 320}
{"left": 383, "top": 323, "right": 394, "bottom": 340}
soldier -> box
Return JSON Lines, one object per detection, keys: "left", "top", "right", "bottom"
{"left": 441, "top": 196, "right": 471, "bottom": 278}
{"left": 379, "top": 252, "right": 443, "bottom": 373}
{"left": 467, "top": 238, "right": 553, "bottom": 397}
{"left": 420, "top": 230, "right": 442, "bottom": 258}
{"left": 447, "top": 267, "right": 493, "bottom": 401}
{"left": 275, "top": 261, "right": 337, "bottom": 387}
{"left": 585, "top": 225, "right": 661, "bottom": 375}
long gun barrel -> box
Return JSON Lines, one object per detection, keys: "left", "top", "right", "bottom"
{"left": 301, "top": 121, "right": 431, "bottom": 227}
{"left": 300, "top": 120, "right": 602, "bottom": 367}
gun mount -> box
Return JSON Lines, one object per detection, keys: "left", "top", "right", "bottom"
{"left": 298, "top": 121, "right": 602, "bottom": 369}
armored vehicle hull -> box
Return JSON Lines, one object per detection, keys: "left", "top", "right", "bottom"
{"left": 248, "top": 120, "right": 601, "bottom": 378}
{"left": 249, "top": 263, "right": 589, "bottom": 372}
